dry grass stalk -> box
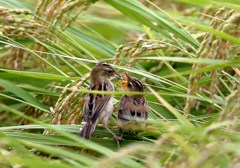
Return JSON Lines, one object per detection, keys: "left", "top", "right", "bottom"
{"left": 1, "top": 0, "right": 98, "bottom": 69}
{"left": 0, "top": 6, "right": 49, "bottom": 70}
{"left": 1, "top": 1, "right": 98, "bottom": 126}
{"left": 35, "top": 0, "right": 98, "bottom": 31}
{"left": 113, "top": 39, "right": 167, "bottom": 70}
{"left": 219, "top": 73, "right": 240, "bottom": 122}
{"left": 0, "top": 7, "right": 41, "bottom": 69}
{"left": 0, "top": 7, "right": 40, "bottom": 40}
{"left": 217, "top": 90, "right": 239, "bottom": 126}
{"left": 113, "top": 39, "right": 189, "bottom": 88}
{"left": 44, "top": 73, "right": 90, "bottom": 134}
{"left": 184, "top": 9, "right": 240, "bottom": 118}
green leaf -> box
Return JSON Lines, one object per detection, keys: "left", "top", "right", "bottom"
{"left": 0, "top": 79, "right": 48, "bottom": 111}
{"left": 105, "top": 0, "right": 199, "bottom": 47}
{"left": 0, "top": 68, "right": 78, "bottom": 81}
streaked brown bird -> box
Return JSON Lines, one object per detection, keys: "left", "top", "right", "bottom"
{"left": 118, "top": 73, "right": 148, "bottom": 132}
{"left": 79, "top": 62, "right": 122, "bottom": 145}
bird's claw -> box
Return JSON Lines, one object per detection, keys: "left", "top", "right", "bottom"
{"left": 114, "top": 135, "right": 123, "bottom": 141}
{"left": 114, "top": 135, "right": 122, "bottom": 148}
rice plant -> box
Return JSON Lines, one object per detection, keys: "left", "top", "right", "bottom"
{"left": 0, "top": 0, "right": 240, "bottom": 167}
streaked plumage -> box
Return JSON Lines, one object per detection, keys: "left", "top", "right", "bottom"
{"left": 118, "top": 73, "right": 148, "bottom": 132}
{"left": 79, "top": 62, "right": 121, "bottom": 141}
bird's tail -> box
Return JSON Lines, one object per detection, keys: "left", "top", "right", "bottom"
{"left": 79, "top": 122, "right": 96, "bottom": 139}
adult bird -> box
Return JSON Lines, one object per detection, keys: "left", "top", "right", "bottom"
{"left": 118, "top": 73, "right": 148, "bottom": 132}
{"left": 79, "top": 62, "right": 122, "bottom": 146}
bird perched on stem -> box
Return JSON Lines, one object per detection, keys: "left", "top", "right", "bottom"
{"left": 79, "top": 62, "right": 122, "bottom": 147}
{"left": 118, "top": 73, "right": 148, "bottom": 132}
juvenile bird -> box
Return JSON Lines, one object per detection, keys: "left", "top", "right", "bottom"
{"left": 80, "top": 62, "right": 121, "bottom": 145}
{"left": 118, "top": 73, "right": 148, "bottom": 132}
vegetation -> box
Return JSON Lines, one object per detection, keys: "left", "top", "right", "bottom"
{"left": 0, "top": 0, "right": 240, "bottom": 167}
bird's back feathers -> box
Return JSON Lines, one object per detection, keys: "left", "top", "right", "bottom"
{"left": 118, "top": 95, "right": 148, "bottom": 126}
{"left": 80, "top": 81, "right": 114, "bottom": 139}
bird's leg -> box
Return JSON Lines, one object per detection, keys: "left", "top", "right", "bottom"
{"left": 104, "top": 126, "right": 122, "bottom": 148}
{"left": 103, "top": 122, "right": 122, "bottom": 148}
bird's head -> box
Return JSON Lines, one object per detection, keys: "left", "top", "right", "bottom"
{"left": 91, "top": 62, "right": 121, "bottom": 80}
{"left": 119, "top": 73, "right": 144, "bottom": 92}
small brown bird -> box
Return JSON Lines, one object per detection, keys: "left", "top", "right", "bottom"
{"left": 80, "top": 62, "right": 121, "bottom": 143}
{"left": 118, "top": 73, "right": 148, "bottom": 132}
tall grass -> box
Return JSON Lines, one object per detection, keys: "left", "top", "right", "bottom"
{"left": 0, "top": 0, "right": 240, "bottom": 167}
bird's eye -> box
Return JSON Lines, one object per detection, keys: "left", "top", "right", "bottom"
{"left": 107, "top": 70, "right": 113, "bottom": 74}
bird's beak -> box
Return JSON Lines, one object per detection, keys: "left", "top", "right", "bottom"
{"left": 119, "top": 80, "right": 128, "bottom": 88}
{"left": 119, "top": 72, "right": 129, "bottom": 88}
{"left": 113, "top": 71, "right": 123, "bottom": 79}
{"left": 124, "top": 72, "right": 129, "bottom": 80}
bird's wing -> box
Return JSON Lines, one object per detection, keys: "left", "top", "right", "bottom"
{"left": 118, "top": 96, "right": 148, "bottom": 122}
{"left": 84, "top": 83, "right": 112, "bottom": 124}
{"left": 118, "top": 96, "right": 131, "bottom": 122}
